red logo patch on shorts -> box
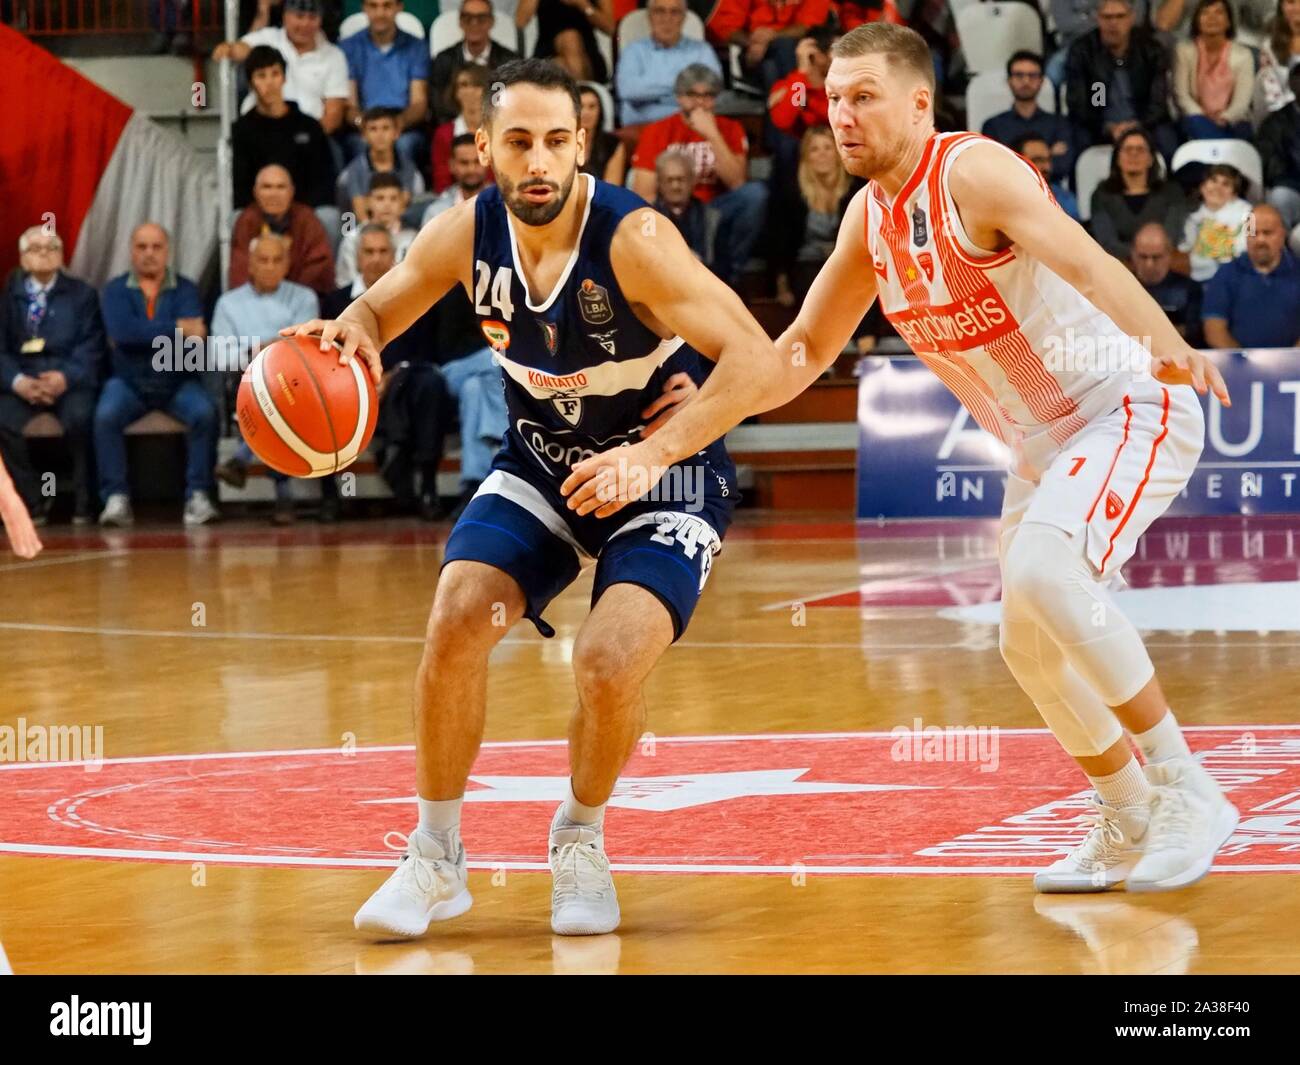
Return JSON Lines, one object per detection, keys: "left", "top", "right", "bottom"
{"left": 1105, "top": 490, "right": 1125, "bottom": 520}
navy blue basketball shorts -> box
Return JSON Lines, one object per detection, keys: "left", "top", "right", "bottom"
{"left": 442, "top": 450, "right": 736, "bottom": 641}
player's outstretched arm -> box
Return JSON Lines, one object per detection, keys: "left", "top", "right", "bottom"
{"left": 282, "top": 200, "right": 475, "bottom": 385}
{"left": 771, "top": 188, "right": 878, "bottom": 408}
{"left": 948, "top": 143, "right": 1230, "bottom": 406}
{"left": 0, "top": 454, "right": 41, "bottom": 559}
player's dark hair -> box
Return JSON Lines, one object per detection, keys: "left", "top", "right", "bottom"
{"left": 244, "top": 45, "right": 287, "bottom": 80}
{"left": 481, "top": 58, "right": 582, "bottom": 130}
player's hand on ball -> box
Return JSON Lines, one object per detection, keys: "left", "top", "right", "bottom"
{"left": 563, "top": 439, "right": 668, "bottom": 519}
{"left": 641, "top": 372, "right": 697, "bottom": 437}
{"left": 1152, "top": 347, "right": 1231, "bottom": 407}
{"left": 281, "top": 319, "right": 384, "bottom": 386}
{"left": 0, "top": 481, "right": 42, "bottom": 559}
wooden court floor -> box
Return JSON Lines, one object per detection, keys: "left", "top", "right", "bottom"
{"left": 1, "top": 512, "right": 1298, "bottom": 975}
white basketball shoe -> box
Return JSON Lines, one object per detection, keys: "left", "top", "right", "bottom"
{"left": 1033, "top": 797, "right": 1149, "bottom": 893}
{"left": 353, "top": 828, "right": 472, "bottom": 938}
{"left": 549, "top": 806, "right": 620, "bottom": 936}
{"left": 1127, "top": 758, "right": 1239, "bottom": 893}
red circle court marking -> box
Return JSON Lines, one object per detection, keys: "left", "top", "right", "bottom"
{"left": 2, "top": 729, "right": 1298, "bottom": 874}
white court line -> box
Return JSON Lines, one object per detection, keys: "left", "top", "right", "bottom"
{"left": 0, "top": 550, "right": 126, "bottom": 573}
{"left": 0, "top": 619, "right": 1295, "bottom": 652}
{"left": 0, "top": 841, "right": 1290, "bottom": 875}
{"left": 0, "top": 724, "right": 1292, "bottom": 773}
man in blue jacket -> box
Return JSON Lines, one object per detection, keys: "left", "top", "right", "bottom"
{"left": 0, "top": 227, "right": 106, "bottom": 525}
{"left": 96, "top": 222, "right": 219, "bottom": 527}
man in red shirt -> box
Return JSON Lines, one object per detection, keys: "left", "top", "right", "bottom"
{"left": 630, "top": 63, "right": 769, "bottom": 284}
{"left": 767, "top": 28, "right": 835, "bottom": 237}
{"left": 707, "top": 0, "right": 832, "bottom": 90}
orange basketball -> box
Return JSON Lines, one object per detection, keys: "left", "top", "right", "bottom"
{"left": 236, "top": 334, "right": 378, "bottom": 478}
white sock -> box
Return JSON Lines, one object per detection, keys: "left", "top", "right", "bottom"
{"left": 1132, "top": 711, "right": 1193, "bottom": 764}
{"left": 562, "top": 780, "right": 605, "bottom": 827}
{"left": 1088, "top": 758, "right": 1152, "bottom": 810}
{"left": 417, "top": 796, "right": 463, "bottom": 837}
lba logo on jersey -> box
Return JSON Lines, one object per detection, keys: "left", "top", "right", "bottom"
{"left": 578, "top": 278, "right": 613, "bottom": 325}
{"left": 550, "top": 390, "right": 583, "bottom": 426}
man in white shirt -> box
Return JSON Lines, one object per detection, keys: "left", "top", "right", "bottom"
{"left": 212, "top": 0, "right": 349, "bottom": 135}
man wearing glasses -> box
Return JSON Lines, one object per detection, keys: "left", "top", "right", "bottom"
{"left": 430, "top": 0, "right": 518, "bottom": 123}
{"left": 630, "top": 64, "right": 768, "bottom": 286}
{"left": 0, "top": 228, "right": 105, "bottom": 527}
{"left": 615, "top": 0, "right": 721, "bottom": 125}
{"left": 981, "top": 50, "right": 1078, "bottom": 185}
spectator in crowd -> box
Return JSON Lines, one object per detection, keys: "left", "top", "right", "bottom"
{"left": 1260, "top": 66, "right": 1300, "bottom": 248}
{"left": 834, "top": 0, "right": 905, "bottom": 32}
{"left": 336, "top": 107, "right": 426, "bottom": 223}
{"left": 96, "top": 223, "right": 219, "bottom": 528}
{"left": 336, "top": 173, "right": 417, "bottom": 286}
{"left": 578, "top": 85, "right": 627, "bottom": 185}
{"left": 1066, "top": 0, "right": 1178, "bottom": 161}
{"left": 341, "top": 0, "right": 431, "bottom": 161}
{"left": 232, "top": 166, "right": 337, "bottom": 294}
{"left": 430, "top": 0, "right": 518, "bottom": 124}
{"left": 212, "top": 233, "right": 326, "bottom": 524}
{"left": 433, "top": 65, "right": 490, "bottom": 192}
{"left": 768, "top": 29, "right": 832, "bottom": 139}
{"left": 1203, "top": 204, "right": 1300, "bottom": 346}
{"left": 1172, "top": 0, "right": 1254, "bottom": 141}
{"left": 630, "top": 64, "right": 769, "bottom": 285}
{"left": 1089, "top": 127, "right": 1190, "bottom": 258}
{"left": 322, "top": 225, "right": 449, "bottom": 518}
{"left": 615, "top": 0, "right": 722, "bottom": 126}
{"left": 982, "top": 51, "right": 1078, "bottom": 181}
{"left": 1254, "top": 0, "right": 1300, "bottom": 119}
{"left": 516, "top": 0, "right": 616, "bottom": 82}
{"left": 1178, "top": 163, "right": 1252, "bottom": 282}
{"left": 1046, "top": 0, "right": 1150, "bottom": 87}
{"left": 1132, "top": 222, "right": 1203, "bottom": 345}
{"left": 422, "top": 133, "right": 491, "bottom": 224}
{"left": 706, "top": 0, "right": 831, "bottom": 91}
{"left": 212, "top": 0, "right": 349, "bottom": 135}
{"left": 0, "top": 227, "right": 104, "bottom": 526}
{"left": 1011, "top": 133, "right": 1081, "bottom": 220}
{"left": 232, "top": 45, "right": 340, "bottom": 243}
{"left": 772, "top": 125, "right": 851, "bottom": 306}
{"left": 653, "top": 152, "right": 710, "bottom": 260}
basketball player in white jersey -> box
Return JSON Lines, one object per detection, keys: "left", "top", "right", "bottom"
{"left": 565, "top": 23, "right": 1239, "bottom": 893}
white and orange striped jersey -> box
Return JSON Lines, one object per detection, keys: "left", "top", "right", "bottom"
{"left": 865, "top": 131, "right": 1138, "bottom": 475}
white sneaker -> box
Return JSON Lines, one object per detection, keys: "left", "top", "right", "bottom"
{"left": 183, "top": 490, "right": 220, "bottom": 526}
{"left": 98, "top": 493, "right": 134, "bottom": 527}
{"left": 550, "top": 807, "right": 620, "bottom": 936}
{"left": 353, "top": 829, "right": 472, "bottom": 939}
{"left": 1033, "top": 796, "right": 1149, "bottom": 893}
{"left": 1128, "top": 758, "right": 1239, "bottom": 893}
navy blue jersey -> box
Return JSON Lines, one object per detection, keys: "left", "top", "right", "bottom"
{"left": 470, "top": 173, "right": 734, "bottom": 486}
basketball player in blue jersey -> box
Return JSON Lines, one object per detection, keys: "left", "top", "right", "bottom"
{"left": 284, "top": 59, "right": 779, "bottom": 938}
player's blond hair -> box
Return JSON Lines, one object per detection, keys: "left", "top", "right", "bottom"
{"left": 830, "top": 23, "right": 936, "bottom": 92}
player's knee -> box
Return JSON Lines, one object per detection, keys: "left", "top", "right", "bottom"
{"left": 572, "top": 631, "right": 630, "bottom": 702}
{"left": 1001, "top": 523, "right": 1078, "bottom": 621}
{"left": 425, "top": 569, "right": 517, "bottom": 658}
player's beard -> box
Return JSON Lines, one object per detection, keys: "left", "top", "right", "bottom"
{"left": 839, "top": 128, "right": 909, "bottom": 181}
{"left": 500, "top": 166, "right": 577, "bottom": 227}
